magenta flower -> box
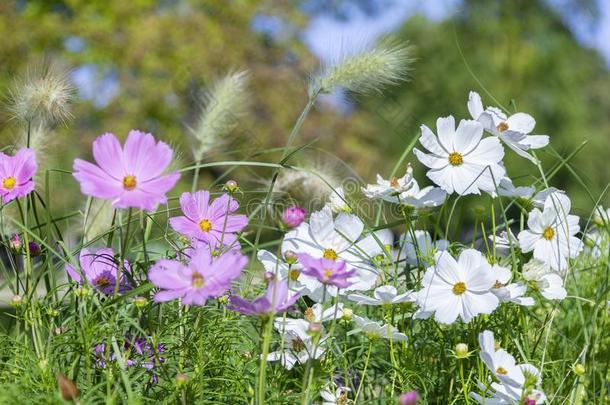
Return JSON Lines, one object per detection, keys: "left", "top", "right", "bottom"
{"left": 227, "top": 279, "right": 299, "bottom": 317}
{"left": 0, "top": 148, "right": 37, "bottom": 203}
{"left": 399, "top": 390, "right": 419, "bottom": 405}
{"left": 169, "top": 191, "right": 248, "bottom": 249}
{"left": 148, "top": 246, "right": 247, "bottom": 306}
{"left": 65, "top": 248, "right": 132, "bottom": 295}
{"left": 297, "top": 253, "right": 355, "bottom": 288}
{"left": 282, "top": 205, "right": 307, "bottom": 228}
{"left": 73, "top": 130, "right": 180, "bottom": 211}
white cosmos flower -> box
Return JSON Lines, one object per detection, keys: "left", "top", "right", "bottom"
{"left": 417, "top": 249, "right": 499, "bottom": 324}
{"left": 257, "top": 249, "right": 310, "bottom": 292}
{"left": 489, "top": 229, "right": 519, "bottom": 257}
{"left": 320, "top": 385, "right": 350, "bottom": 405}
{"left": 593, "top": 205, "right": 610, "bottom": 226}
{"left": 352, "top": 315, "right": 408, "bottom": 341}
{"left": 304, "top": 303, "right": 344, "bottom": 323}
{"left": 399, "top": 230, "right": 449, "bottom": 267}
{"left": 326, "top": 186, "right": 351, "bottom": 213}
{"left": 522, "top": 259, "right": 567, "bottom": 300}
{"left": 468, "top": 91, "right": 549, "bottom": 163}
{"left": 347, "top": 285, "right": 415, "bottom": 305}
{"left": 497, "top": 177, "right": 535, "bottom": 198}
{"left": 362, "top": 164, "right": 446, "bottom": 207}
{"left": 414, "top": 115, "right": 506, "bottom": 196}
{"left": 473, "top": 330, "right": 546, "bottom": 404}
{"left": 531, "top": 187, "right": 562, "bottom": 208}
{"left": 478, "top": 330, "right": 523, "bottom": 384}
{"left": 282, "top": 207, "right": 383, "bottom": 301}
{"left": 490, "top": 265, "right": 534, "bottom": 307}
{"left": 268, "top": 318, "right": 327, "bottom": 370}
{"left": 518, "top": 192, "right": 582, "bottom": 271}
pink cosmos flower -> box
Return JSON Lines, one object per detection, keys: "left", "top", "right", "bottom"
{"left": 65, "top": 248, "right": 132, "bottom": 295}
{"left": 0, "top": 148, "right": 37, "bottom": 203}
{"left": 227, "top": 278, "right": 299, "bottom": 316}
{"left": 169, "top": 191, "right": 248, "bottom": 249}
{"left": 282, "top": 205, "right": 307, "bottom": 228}
{"left": 148, "top": 246, "right": 247, "bottom": 306}
{"left": 297, "top": 253, "right": 355, "bottom": 288}
{"left": 73, "top": 130, "right": 180, "bottom": 211}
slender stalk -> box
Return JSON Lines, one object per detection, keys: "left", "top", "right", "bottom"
{"left": 354, "top": 341, "right": 373, "bottom": 402}
{"left": 258, "top": 316, "right": 274, "bottom": 405}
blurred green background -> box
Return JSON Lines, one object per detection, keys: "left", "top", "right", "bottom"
{"left": 1, "top": 0, "right": 609, "bottom": 218}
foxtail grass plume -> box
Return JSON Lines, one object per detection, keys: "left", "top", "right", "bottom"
{"left": 7, "top": 63, "right": 75, "bottom": 125}
{"left": 190, "top": 71, "right": 250, "bottom": 161}
{"left": 312, "top": 39, "right": 413, "bottom": 95}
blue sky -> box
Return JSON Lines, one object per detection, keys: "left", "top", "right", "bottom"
{"left": 301, "top": 0, "right": 610, "bottom": 66}
{"left": 73, "top": 0, "right": 610, "bottom": 108}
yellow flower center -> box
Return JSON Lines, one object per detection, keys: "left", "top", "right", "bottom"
{"left": 496, "top": 122, "right": 509, "bottom": 132}
{"left": 122, "top": 175, "right": 137, "bottom": 190}
{"left": 493, "top": 280, "right": 503, "bottom": 289}
{"left": 2, "top": 176, "right": 17, "bottom": 190}
{"left": 452, "top": 282, "right": 467, "bottom": 295}
{"left": 496, "top": 366, "right": 508, "bottom": 375}
{"left": 288, "top": 268, "right": 300, "bottom": 281}
{"left": 291, "top": 338, "right": 305, "bottom": 352}
{"left": 323, "top": 268, "right": 333, "bottom": 281}
{"left": 390, "top": 176, "right": 400, "bottom": 188}
{"left": 199, "top": 219, "right": 212, "bottom": 232}
{"left": 322, "top": 248, "right": 338, "bottom": 260}
{"left": 95, "top": 276, "right": 110, "bottom": 287}
{"left": 448, "top": 152, "right": 464, "bottom": 166}
{"left": 191, "top": 272, "right": 205, "bottom": 288}
{"left": 542, "top": 227, "right": 555, "bottom": 240}
{"left": 304, "top": 307, "right": 315, "bottom": 322}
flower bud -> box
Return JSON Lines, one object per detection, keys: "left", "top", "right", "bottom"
{"left": 134, "top": 296, "right": 148, "bottom": 308}
{"left": 282, "top": 205, "right": 307, "bottom": 228}
{"left": 75, "top": 286, "right": 90, "bottom": 298}
{"left": 28, "top": 241, "right": 42, "bottom": 257}
{"left": 264, "top": 271, "right": 275, "bottom": 284}
{"left": 223, "top": 180, "right": 239, "bottom": 193}
{"left": 284, "top": 250, "right": 297, "bottom": 264}
{"left": 175, "top": 373, "right": 189, "bottom": 386}
{"left": 308, "top": 322, "right": 322, "bottom": 336}
{"left": 342, "top": 308, "right": 353, "bottom": 321}
{"left": 573, "top": 363, "right": 585, "bottom": 376}
{"left": 455, "top": 343, "right": 469, "bottom": 359}
{"left": 47, "top": 308, "right": 59, "bottom": 317}
{"left": 8, "top": 234, "right": 22, "bottom": 253}
{"left": 10, "top": 294, "right": 23, "bottom": 307}
{"left": 398, "top": 390, "right": 419, "bottom": 405}
{"left": 57, "top": 373, "right": 79, "bottom": 401}
{"left": 523, "top": 398, "right": 536, "bottom": 405}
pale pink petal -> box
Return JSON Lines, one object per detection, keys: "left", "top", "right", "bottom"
{"left": 73, "top": 159, "right": 123, "bottom": 199}
{"left": 92, "top": 133, "right": 124, "bottom": 179}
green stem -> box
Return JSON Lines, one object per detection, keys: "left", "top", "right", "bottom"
{"left": 258, "top": 316, "right": 274, "bottom": 405}
{"left": 354, "top": 341, "right": 373, "bottom": 403}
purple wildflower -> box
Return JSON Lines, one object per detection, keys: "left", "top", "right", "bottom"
{"left": 282, "top": 205, "right": 306, "bottom": 228}
{"left": 399, "top": 390, "right": 419, "bottom": 405}
{"left": 73, "top": 130, "right": 180, "bottom": 211}
{"left": 227, "top": 279, "right": 300, "bottom": 316}
{"left": 148, "top": 246, "right": 247, "bottom": 306}
{"left": 169, "top": 191, "right": 248, "bottom": 249}
{"left": 297, "top": 253, "right": 355, "bottom": 288}
{"left": 0, "top": 148, "right": 37, "bottom": 203}
{"left": 65, "top": 248, "right": 132, "bottom": 295}
{"left": 93, "top": 336, "right": 165, "bottom": 383}
{"left": 8, "top": 234, "right": 22, "bottom": 253}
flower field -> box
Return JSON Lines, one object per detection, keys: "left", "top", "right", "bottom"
{"left": 0, "top": 39, "right": 609, "bottom": 405}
